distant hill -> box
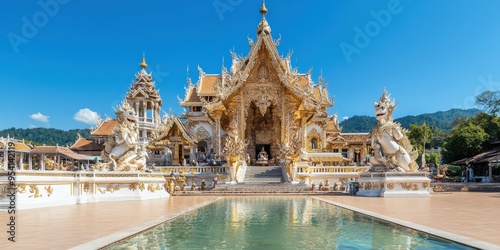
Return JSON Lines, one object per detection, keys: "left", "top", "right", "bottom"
{"left": 340, "top": 108, "right": 481, "bottom": 133}
{"left": 0, "top": 127, "right": 91, "bottom": 146}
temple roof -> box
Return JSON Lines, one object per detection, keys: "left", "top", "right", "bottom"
{"left": 0, "top": 138, "right": 32, "bottom": 152}
{"left": 198, "top": 75, "right": 219, "bottom": 96}
{"left": 180, "top": 81, "right": 203, "bottom": 107}
{"left": 452, "top": 145, "right": 500, "bottom": 165}
{"left": 31, "top": 146, "right": 89, "bottom": 160}
{"left": 125, "top": 57, "right": 162, "bottom": 106}
{"left": 91, "top": 119, "right": 118, "bottom": 137}
{"left": 181, "top": 3, "right": 333, "bottom": 112}
{"left": 70, "top": 138, "right": 104, "bottom": 152}
{"left": 153, "top": 115, "right": 197, "bottom": 143}
{"left": 339, "top": 133, "right": 371, "bottom": 142}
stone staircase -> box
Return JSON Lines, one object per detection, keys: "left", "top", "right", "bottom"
{"left": 171, "top": 166, "right": 349, "bottom": 196}
{"left": 241, "top": 165, "right": 283, "bottom": 184}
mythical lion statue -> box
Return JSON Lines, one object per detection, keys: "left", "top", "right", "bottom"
{"left": 369, "top": 90, "right": 418, "bottom": 172}
{"left": 95, "top": 101, "right": 148, "bottom": 171}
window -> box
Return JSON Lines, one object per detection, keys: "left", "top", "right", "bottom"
{"left": 311, "top": 138, "right": 318, "bottom": 149}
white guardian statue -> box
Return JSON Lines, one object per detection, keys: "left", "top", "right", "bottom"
{"left": 94, "top": 101, "right": 148, "bottom": 171}
{"left": 369, "top": 90, "right": 418, "bottom": 172}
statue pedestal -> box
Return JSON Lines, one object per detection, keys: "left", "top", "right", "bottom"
{"left": 256, "top": 160, "right": 268, "bottom": 166}
{"left": 356, "top": 172, "right": 431, "bottom": 198}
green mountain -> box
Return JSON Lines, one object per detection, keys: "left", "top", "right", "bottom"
{"left": 340, "top": 108, "right": 481, "bottom": 133}
{"left": 0, "top": 127, "right": 91, "bottom": 146}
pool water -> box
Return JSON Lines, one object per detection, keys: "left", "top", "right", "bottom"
{"left": 109, "top": 197, "right": 473, "bottom": 249}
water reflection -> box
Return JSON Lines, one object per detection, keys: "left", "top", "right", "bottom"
{"left": 108, "top": 198, "right": 473, "bottom": 250}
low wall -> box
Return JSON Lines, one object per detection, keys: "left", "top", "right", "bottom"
{"left": 0, "top": 170, "right": 168, "bottom": 210}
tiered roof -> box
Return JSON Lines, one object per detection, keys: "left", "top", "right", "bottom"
{"left": 180, "top": 2, "right": 333, "bottom": 111}
{"left": 126, "top": 56, "right": 162, "bottom": 107}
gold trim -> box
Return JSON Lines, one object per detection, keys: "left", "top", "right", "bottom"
{"left": 83, "top": 182, "right": 90, "bottom": 192}
{"left": 45, "top": 185, "right": 53, "bottom": 197}
{"left": 29, "top": 184, "right": 42, "bottom": 198}
{"left": 18, "top": 184, "right": 27, "bottom": 193}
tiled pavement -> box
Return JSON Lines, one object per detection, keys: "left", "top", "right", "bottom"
{"left": 0, "top": 193, "right": 499, "bottom": 249}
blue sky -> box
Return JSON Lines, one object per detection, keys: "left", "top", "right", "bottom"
{"left": 1, "top": 0, "right": 500, "bottom": 130}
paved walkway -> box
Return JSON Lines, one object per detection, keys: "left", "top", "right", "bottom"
{"left": 0, "top": 193, "right": 499, "bottom": 249}
{"left": 318, "top": 192, "right": 500, "bottom": 249}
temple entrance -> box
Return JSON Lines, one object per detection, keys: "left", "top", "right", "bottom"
{"left": 197, "top": 141, "right": 208, "bottom": 162}
{"left": 245, "top": 102, "right": 281, "bottom": 165}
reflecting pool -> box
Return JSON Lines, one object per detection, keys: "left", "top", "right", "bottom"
{"left": 108, "top": 197, "right": 473, "bottom": 249}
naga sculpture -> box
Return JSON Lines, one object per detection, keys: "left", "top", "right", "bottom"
{"left": 369, "top": 90, "right": 418, "bottom": 172}
{"left": 95, "top": 101, "right": 148, "bottom": 171}
{"left": 277, "top": 127, "right": 303, "bottom": 182}
{"left": 222, "top": 123, "right": 248, "bottom": 182}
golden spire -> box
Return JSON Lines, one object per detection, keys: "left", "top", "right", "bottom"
{"left": 140, "top": 52, "right": 148, "bottom": 69}
{"left": 260, "top": 0, "right": 268, "bottom": 17}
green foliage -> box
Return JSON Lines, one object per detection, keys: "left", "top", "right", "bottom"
{"left": 339, "top": 108, "right": 480, "bottom": 133}
{"left": 467, "top": 112, "right": 500, "bottom": 142}
{"left": 425, "top": 152, "right": 440, "bottom": 166}
{"left": 0, "top": 127, "right": 91, "bottom": 146}
{"left": 408, "top": 124, "right": 430, "bottom": 153}
{"left": 446, "top": 165, "right": 463, "bottom": 177}
{"left": 441, "top": 122, "right": 489, "bottom": 163}
{"left": 428, "top": 127, "right": 448, "bottom": 149}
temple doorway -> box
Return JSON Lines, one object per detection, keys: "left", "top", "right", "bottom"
{"left": 245, "top": 101, "right": 280, "bottom": 165}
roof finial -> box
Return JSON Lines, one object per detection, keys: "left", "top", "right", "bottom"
{"left": 140, "top": 52, "right": 148, "bottom": 69}
{"left": 260, "top": 0, "right": 268, "bottom": 18}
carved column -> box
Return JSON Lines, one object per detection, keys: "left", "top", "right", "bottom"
{"left": 213, "top": 111, "right": 222, "bottom": 156}
{"left": 302, "top": 116, "right": 307, "bottom": 150}
{"left": 19, "top": 152, "right": 23, "bottom": 170}
{"left": 28, "top": 153, "right": 32, "bottom": 170}
{"left": 281, "top": 96, "right": 287, "bottom": 143}
{"left": 41, "top": 153, "right": 45, "bottom": 171}
{"left": 2, "top": 146, "right": 7, "bottom": 170}
{"left": 239, "top": 95, "right": 245, "bottom": 141}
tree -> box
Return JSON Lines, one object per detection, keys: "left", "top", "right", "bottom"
{"left": 428, "top": 127, "right": 448, "bottom": 149}
{"left": 441, "top": 122, "right": 489, "bottom": 163}
{"left": 468, "top": 112, "right": 500, "bottom": 142}
{"left": 408, "top": 124, "right": 430, "bottom": 153}
{"left": 475, "top": 90, "right": 500, "bottom": 116}
{"left": 425, "top": 152, "right": 440, "bottom": 166}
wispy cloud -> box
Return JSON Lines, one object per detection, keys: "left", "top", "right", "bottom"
{"left": 30, "top": 112, "right": 49, "bottom": 123}
{"left": 74, "top": 108, "right": 100, "bottom": 126}
{"left": 29, "top": 124, "right": 37, "bottom": 128}
{"left": 343, "top": 116, "right": 350, "bottom": 121}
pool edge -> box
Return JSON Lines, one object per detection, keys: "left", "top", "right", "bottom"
{"left": 312, "top": 197, "right": 499, "bottom": 250}
{"left": 69, "top": 197, "right": 223, "bottom": 250}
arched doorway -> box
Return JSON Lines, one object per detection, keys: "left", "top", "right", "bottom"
{"left": 197, "top": 141, "right": 208, "bottom": 162}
